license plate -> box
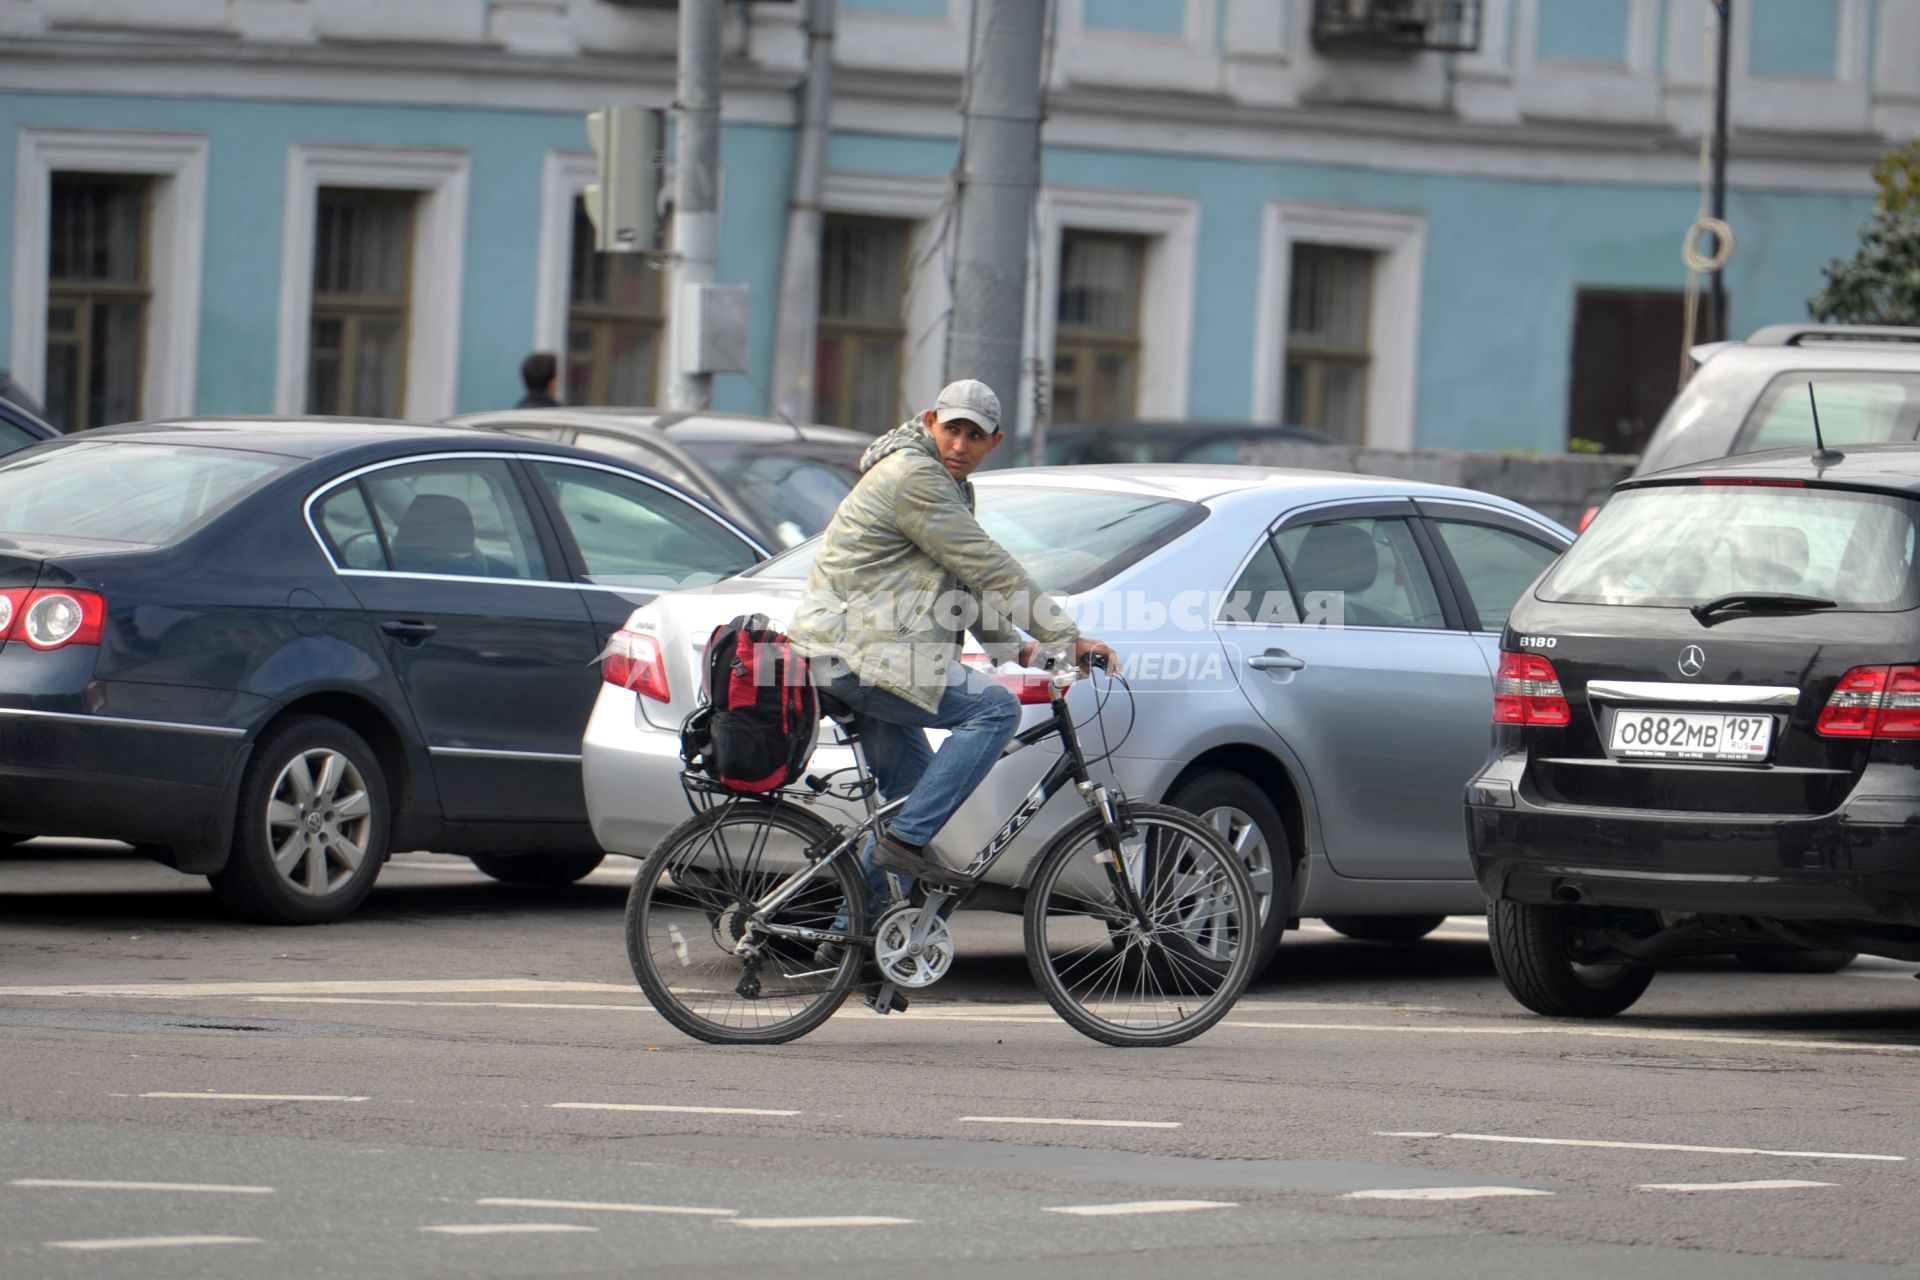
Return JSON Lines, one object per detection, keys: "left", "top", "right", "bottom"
{"left": 1608, "top": 710, "right": 1773, "bottom": 762}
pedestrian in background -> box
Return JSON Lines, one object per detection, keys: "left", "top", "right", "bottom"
{"left": 515, "top": 352, "right": 560, "bottom": 408}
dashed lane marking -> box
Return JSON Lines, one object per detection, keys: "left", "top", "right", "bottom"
{"left": 47, "top": 1236, "right": 260, "bottom": 1251}
{"left": 141, "top": 1091, "right": 370, "bottom": 1103}
{"left": 958, "top": 1116, "right": 1180, "bottom": 1130}
{"left": 11, "top": 1179, "right": 273, "bottom": 1194}
{"left": 1344, "top": 1187, "right": 1553, "bottom": 1202}
{"left": 1227, "top": 1021, "right": 1920, "bottom": 1057}
{"left": 1379, "top": 1131, "right": 1905, "bottom": 1163}
{"left": 1639, "top": 1180, "right": 1837, "bottom": 1193}
{"left": 476, "top": 1198, "right": 736, "bottom": 1217}
{"left": 421, "top": 1224, "right": 597, "bottom": 1236}
{"left": 551, "top": 1102, "right": 800, "bottom": 1117}
{"left": 726, "top": 1217, "right": 916, "bottom": 1230}
{"left": 1044, "top": 1200, "right": 1238, "bottom": 1216}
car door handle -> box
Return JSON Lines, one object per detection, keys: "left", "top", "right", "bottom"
{"left": 380, "top": 619, "right": 438, "bottom": 644}
{"left": 1247, "top": 649, "right": 1306, "bottom": 672}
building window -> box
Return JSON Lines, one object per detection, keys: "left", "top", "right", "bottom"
{"left": 813, "top": 215, "right": 909, "bottom": 429}
{"left": 1566, "top": 288, "right": 1692, "bottom": 455}
{"left": 566, "top": 197, "right": 666, "bottom": 407}
{"left": 307, "top": 188, "right": 414, "bottom": 417}
{"left": 1285, "top": 243, "right": 1373, "bottom": 443}
{"left": 45, "top": 175, "right": 151, "bottom": 432}
{"left": 1052, "top": 231, "right": 1144, "bottom": 424}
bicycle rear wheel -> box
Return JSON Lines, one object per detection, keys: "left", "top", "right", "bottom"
{"left": 1024, "top": 802, "right": 1258, "bottom": 1047}
{"left": 627, "top": 802, "right": 867, "bottom": 1045}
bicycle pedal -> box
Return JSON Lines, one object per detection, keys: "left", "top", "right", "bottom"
{"left": 863, "top": 983, "right": 910, "bottom": 1015}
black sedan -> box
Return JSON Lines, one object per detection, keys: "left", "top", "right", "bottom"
{"left": 0, "top": 419, "right": 769, "bottom": 923}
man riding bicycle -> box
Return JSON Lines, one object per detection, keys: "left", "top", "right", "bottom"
{"left": 788, "top": 378, "right": 1118, "bottom": 896}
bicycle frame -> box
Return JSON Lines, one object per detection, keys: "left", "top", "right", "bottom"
{"left": 737, "top": 676, "right": 1143, "bottom": 944}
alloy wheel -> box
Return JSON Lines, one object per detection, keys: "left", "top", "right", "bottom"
{"left": 1197, "top": 803, "right": 1276, "bottom": 923}
{"left": 264, "top": 748, "right": 373, "bottom": 897}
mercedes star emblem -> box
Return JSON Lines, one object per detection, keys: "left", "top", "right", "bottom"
{"left": 1678, "top": 644, "right": 1706, "bottom": 678}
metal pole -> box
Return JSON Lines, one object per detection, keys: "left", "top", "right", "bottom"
{"left": 769, "top": 0, "right": 836, "bottom": 425}
{"left": 668, "top": 0, "right": 724, "bottom": 410}
{"left": 945, "top": 0, "right": 1047, "bottom": 463}
{"left": 1708, "top": 0, "right": 1731, "bottom": 342}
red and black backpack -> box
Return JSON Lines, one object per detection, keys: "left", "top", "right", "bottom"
{"left": 680, "top": 613, "right": 818, "bottom": 793}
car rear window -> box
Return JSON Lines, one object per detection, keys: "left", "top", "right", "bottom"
{"left": 1541, "top": 483, "right": 1919, "bottom": 612}
{"left": 676, "top": 443, "right": 861, "bottom": 547}
{"left": 0, "top": 439, "right": 293, "bottom": 545}
{"left": 1738, "top": 372, "right": 1920, "bottom": 454}
{"left": 747, "top": 484, "right": 1204, "bottom": 595}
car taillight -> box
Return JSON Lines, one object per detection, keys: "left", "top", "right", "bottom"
{"left": 1816, "top": 665, "right": 1920, "bottom": 739}
{"left": 604, "top": 629, "right": 670, "bottom": 702}
{"left": 0, "top": 588, "right": 105, "bottom": 649}
{"left": 1493, "top": 651, "right": 1570, "bottom": 725}
{"left": 960, "top": 653, "right": 1053, "bottom": 704}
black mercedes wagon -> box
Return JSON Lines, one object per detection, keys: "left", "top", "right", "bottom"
{"left": 1468, "top": 442, "right": 1920, "bottom": 1016}
{"left": 0, "top": 419, "right": 767, "bottom": 923}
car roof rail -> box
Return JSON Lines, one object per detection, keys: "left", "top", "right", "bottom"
{"left": 1746, "top": 323, "right": 1920, "bottom": 347}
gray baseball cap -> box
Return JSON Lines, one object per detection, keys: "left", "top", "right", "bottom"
{"left": 933, "top": 378, "right": 1002, "bottom": 433}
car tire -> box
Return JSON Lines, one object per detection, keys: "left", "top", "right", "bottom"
{"left": 1733, "top": 947, "right": 1857, "bottom": 974}
{"left": 209, "top": 716, "right": 390, "bottom": 925}
{"left": 1321, "top": 914, "right": 1448, "bottom": 943}
{"left": 470, "top": 850, "right": 606, "bottom": 886}
{"left": 1165, "top": 770, "right": 1291, "bottom": 972}
{"left": 1487, "top": 899, "right": 1655, "bottom": 1018}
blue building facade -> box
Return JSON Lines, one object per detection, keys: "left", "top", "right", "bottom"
{"left": 1, "top": 0, "right": 1910, "bottom": 453}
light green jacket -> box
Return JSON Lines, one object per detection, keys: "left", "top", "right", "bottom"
{"left": 787, "top": 420, "right": 1081, "bottom": 712}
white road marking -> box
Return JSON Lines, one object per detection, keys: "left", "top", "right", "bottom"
{"left": 1226, "top": 1021, "right": 1920, "bottom": 1057}
{"left": 421, "top": 1224, "right": 597, "bottom": 1236}
{"left": 551, "top": 1102, "right": 799, "bottom": 1117}
{"left": 1044, "top": 1200, "right": 1237, "bottom": 1216}
{"left": 958, "top": 1116, "right": 1180, "bottom": 1129}
{"left": 1378, "top": 1131, "right": 1905, "bottom": 1163}
{"left": 1344, "top": 1187, "right": 1553, "bottom": 1202}
{"left": 476, "top": 1198, "right": 736, "bottom": 1216}
{"left": 141, "top": 1091, "right": 370, "bottom": 1103}
{"left": 47, "top": 1235, "right": 259, "bottom": 1251}
{"left": 1639, "top": 1180, "right": 1836, "bottom": 1193}
{"left": 726, "top": 1216, "right": 915, "bottom": 1229}
{"left": 11, "top": 1178, "right": 273, "bottom": 1195}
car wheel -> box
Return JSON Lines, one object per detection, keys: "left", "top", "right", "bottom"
{"left": 1165, "top": 771, "right": 1290, "bottom": 972}
{"left": 1487, "top": 899, "right": 1655, "bottom": 1018}
{"left": 470, "top": 850, "right": 606, "bottom": 886}
{"left": 1321, "top": 914, "right": 1448, "bottom": 943}
{"left": 209, "top": 716, "right": 390, "bottom": 925}
{"left": 1733, "top": 947, "right": 1857, "bottom": 974}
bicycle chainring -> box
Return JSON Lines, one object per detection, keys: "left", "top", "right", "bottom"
{"left": 872, "top": 903, "right": 955, "bottom": 989}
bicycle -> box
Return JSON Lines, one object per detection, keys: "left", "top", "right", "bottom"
{"left": 624, "top": 659, "right": 1260, "bottom": 1047}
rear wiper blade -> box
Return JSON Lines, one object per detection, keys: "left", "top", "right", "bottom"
{"left": 1689, "top": 592, "right": 1838, "bottom": 626}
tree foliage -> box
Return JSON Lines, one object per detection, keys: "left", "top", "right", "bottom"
{"left": 1810, "top": 139, "right": 1920, "bottom": 326}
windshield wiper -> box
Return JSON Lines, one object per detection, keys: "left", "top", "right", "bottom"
{"left": 1689, "top": 592, "right": 1838, "bottom": 626}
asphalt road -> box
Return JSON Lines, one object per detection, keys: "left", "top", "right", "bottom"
{"left": 3, "top": 840, "right": 1919, "bottom": 1279}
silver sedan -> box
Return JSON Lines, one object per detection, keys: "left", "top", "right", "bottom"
{"left": 582, "top": 465, "right": 1571, "bottom": 969}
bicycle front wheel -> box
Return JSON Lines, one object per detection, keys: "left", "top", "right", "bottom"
{"left": 1024, "top": 802, "right": 1258, "bottom": 1047}
{"left": 627, "top": 802, "right": 867, "bottom": 1045}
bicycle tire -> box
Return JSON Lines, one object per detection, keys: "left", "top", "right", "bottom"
{"left": 1023, "top": 802, "right": 1259, "bottom": 1047}
{"left": 627, "top": 801, "right": 867, "bottom": 1045}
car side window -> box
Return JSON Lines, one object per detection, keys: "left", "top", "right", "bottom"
{"left": 358, "top": 459, "right": 549, "bottom": 580}
{"left": 0, "top": 419, "right": 35, "bottom": 455}
{"left": 531, "top": 461, "right": 759, "bottom": 591}
{"left": 1218, "top": 537, "right": 1300, "bottom": 623}
{"left": 1272, "top": 516, "right": 1445, "bottom": 629}
{"left": 314, "top": 482, "right": 388, "bottom": 570}
{"left": 1430, "top": 519, "right": 1563, "bottom": 631}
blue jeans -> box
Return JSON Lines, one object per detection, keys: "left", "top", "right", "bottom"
{"left": 822, "top": 665, "right": 1021, "bottom": 904}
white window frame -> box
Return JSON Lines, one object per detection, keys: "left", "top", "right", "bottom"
{"left": 1026, "top": 186, "right": 1199, "bottom": 438}
{"left": 276, "top": 144, "right": 469, "bottom": 420}
{"left": 1253, "top": 202, "right": 1425, "bottom": 450}
{"left": 820, "top": 171, "right": 950, "bottom": 418}
{"left": 12, "top": 128, "right": 209, "bottom": 420}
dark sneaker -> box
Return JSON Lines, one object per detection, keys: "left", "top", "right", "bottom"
{"left": 868, "top": 831, "right": 964, "bottom": 884}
